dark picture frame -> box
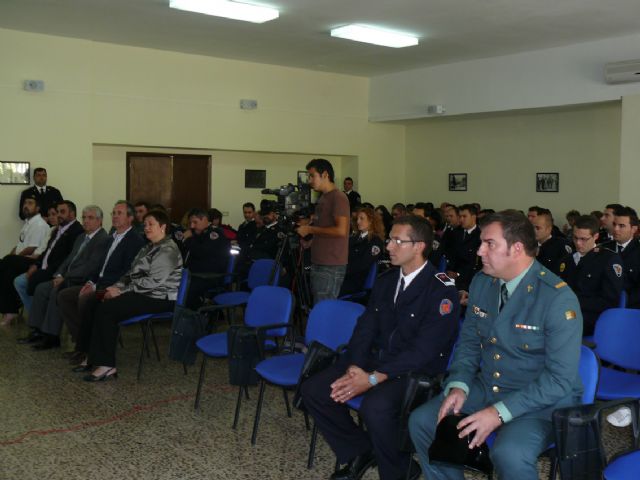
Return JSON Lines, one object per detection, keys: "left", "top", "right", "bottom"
{"left": 244, "top": 169, "right": 266, "bottom": 189}
{"left": 0, "top": 161, "right": 30, "bottom": 185}
{"left": 448, "top": 173, "right": 467, "bottom": 192}
{"left": 536, "top": 172, "right": 559, "bottom": 193}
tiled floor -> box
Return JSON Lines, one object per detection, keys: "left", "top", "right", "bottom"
{"left": 0, "top": 320, "right": 634, "bottom": 480}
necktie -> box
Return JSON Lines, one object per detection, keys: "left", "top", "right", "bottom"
{"left": 395, "top": 277, "right": 406, "bottom": 304}
{"left": 618, "top": 244, "right": 624, "bottom": 253}
{"left": 499, "top": 283, "right": 509, "bottom": 312}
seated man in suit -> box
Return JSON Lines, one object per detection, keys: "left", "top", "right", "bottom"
{"left": 532, "top": 208, "right": 573, "bottom": 276}
{"left": 409, "top": 210, "right": 583, "bottom": 480}
{"left": 57, "top": 201, "right": 145, "bottom": 365}
{"left": 446, "top": 204, "right": 481, "bottom": 292}
{"left": 301, "top": 215, "right": 460, "bottom": 480}
{"left": 25, "top": 205, "right": 111, "bottom": 350}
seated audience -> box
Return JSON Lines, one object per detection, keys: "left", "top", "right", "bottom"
{"left": 237, "top": 202, "right": 258, "bottom": 251}
{"left": 532, "top": 208, "right": 573, "bottom": 276}
{"left": 559, "top": 214, "right": 623, "bottom": 335}
{"left": 374, "top": 205, "right": 393, "bottom": 237}
{"left": 79, "top": 209, "right": 182, "bottom": 381}
{"left": 338, "top": 207, "right": 384, "bottom": 297}
{"left": 133, "top": 201, "right": 150, "bottom": 236}
{"left": 301, "top": 216, "right": 459, "bottom": 480}
{"left": 446, "top": 203, "right": 481, "bottom": 291}
{"left": 562, "top": 209, "right": 581, "bottom": 237}
{"left": 208, "top": 208, "right": 238, "bottom": 241}
{"left": 391, "top": 203, "right": 407, "bottom": 220}
{"left": 598, "top": 203, "right": 622, "bottom": 244}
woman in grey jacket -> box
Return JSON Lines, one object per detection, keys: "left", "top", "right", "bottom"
{"left": 83, "top": 209, "right": 182, "bottom": 381}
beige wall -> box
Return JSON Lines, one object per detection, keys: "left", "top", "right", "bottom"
{"left": 0, "top": 28, "right": 404, "bottom": 252}
{"left": 403, "top": 102, "right": 622, "bottom": 223}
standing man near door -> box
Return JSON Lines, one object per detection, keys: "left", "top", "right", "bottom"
{"left": 297, "top": 158, "right": 350, "bottom": 304}
{"left": 19, "top": 167, "right": 63, "bottom": 220}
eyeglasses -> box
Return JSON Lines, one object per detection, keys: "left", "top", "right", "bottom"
{"left": 386, "top": 237, "right": 418, "bottom": 246}
{"left": 572, "top": 235, "right": 593, "bottom": 243}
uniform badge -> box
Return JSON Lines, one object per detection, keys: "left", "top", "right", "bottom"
{"left": 277, "top": 232, "right": 286, "bottom": 240}
{"left": 209, "top": 231, "right": 219, "bottom": 240}
{"left": 432, "top": 239, "right": 440, "bottom": 251}
{"left": 613, "top": 264, "right": 623, "bottom": 277}
{"left": 515, "top": 324, "right": 540, "bottom": 331}
{"left": 565, "top": 245, "right": 572, "bottom": 254}
{"left": 435, "top": 273, "right": 455, "bottom": 286}
{"left": 565, "top": 310, "right": 577, "bottom": 320}
{"left": 527, "top": 285, "right": 533, "bottom": 293}
{"left": 439, "top": 299, "right": 453, "bottom": 316}
{"left": 559, "top": 263, "right": 565, "bottom": 273}
{"left": 174, "top": 230, "right": 184, "bottom": 241}
{"left": 472, "top": 305, "right": 488, "bottom": 318}
{"left": 371, "top": 245, "right": 381, "bottom": 256}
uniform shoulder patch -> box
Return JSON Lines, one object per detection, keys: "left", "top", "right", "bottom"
{"left": 555, "top": 282, "right": 567, "bottom": 289}
{"left": 174, "top": 230, "right": 184, "bottom": 241}
{"left": 613, "top": 263, "right": 623, "bottom": 277}
{"left": 209, "top": 231, "right": 219, "bottom": 240}
{"left": 565, "top": 245, "right": 572, "bottom": 254}
{"left": 565, "top": 310, "right": 577, "bottom": 320}
{"left": 439, "top": 298, "right": 453, "bottom": 315}
{"left": 432, "top": 239, "right": 440, "bottom": 251}
{"left": 371, "top": 245, "right": 381, "bottom": 256}
{"left": 435, "top": 272, "right": 455, "bottom": 287}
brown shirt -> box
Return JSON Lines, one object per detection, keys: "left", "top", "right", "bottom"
{"left": 311, "top": 189, "right": 350, "bottom": 266}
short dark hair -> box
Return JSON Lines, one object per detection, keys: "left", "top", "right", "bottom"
{"left": 480, "top": 210, "right": 537, "bottom": 257}
{"left": 344, "top": 176, "right": 353, "bottom": 182}
{"left": 306, "top": 158, "right": 335, "bottom": 182}
{"left": 445, "top": 205, "right": 460, "bottom": 215}
{"left": 606, "top": 203, "right": 623, "bottom": 211}
{"left": 392, "top": 202, "right": 406, "bottom": 210}
{"left": 23, "top": 193, "right": 40, "bottom": 209}
{"left": 188, "top": 207, "right": 209, "bottom": 219}
{"left": 243, "top": 202, "right": 255, "bottom": 211}
{"left": 33, "top": 167, "right": 47, "bottom": 175}
{"left": 115, "top": 200, "right": 135, "bottom": 218}
{"left": 59, "top": 200, "right": 77, "bottom": 216}
{"left": 134, "top": 201, "right": 151, "bottom": 209}
{"left": 614, "top": 206, "right": 639, "bottom": 227}
{"left": 208, "top": 208, "right": 223, "bottom": 222}
{"left": 392, "top": 215, "right": 434, "bottom": 260}
{"left": 144, "top": 209, "right": 170, "bottom": 227}
{"left": 459, "top": 204, "right": 478, "bottom": 216}
{"left": 574, "top": 215, "right": 600, "bottom": 235}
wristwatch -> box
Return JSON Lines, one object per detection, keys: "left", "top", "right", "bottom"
{"left": 368, "top": 372, "right": 379, "bottom": 386}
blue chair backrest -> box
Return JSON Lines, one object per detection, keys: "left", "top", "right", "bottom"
{"left": 247, "top": 259, "right": 280, "bottom": 290}
{"left": 619, "top": 290, "right": 628, "bottom": 308}
{"left": 176, "top": 269, "right": 191, "bottom": 307}
{"left": 363, "top": 262, "right": 378, "bottom": 290}
{"left": 245, "top": 285, "right": 293, "bottom": 337}
{"left": 224, "top": 254, "right": 237, "bottom": 286}
{"left": 438, "top": 255, "right": 447, "bottom": 273}
{"left": 579, "top": 345, "right": 600, "bottom": 404}
{"left": 593, "top": 308, "right": 640, "bottom": 370}
{"left": 305, "top": 300, "right": 365, "bottom": 350}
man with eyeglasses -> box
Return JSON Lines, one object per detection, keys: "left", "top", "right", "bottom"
{"left": 559, "top": 214, "right": 623, "bottom": 335}
{"left": 301, "top": 215, "right": 459, "bottom": 480}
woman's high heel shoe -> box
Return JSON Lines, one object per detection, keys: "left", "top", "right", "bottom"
{"left": 83, "top": 368, "right": 118, "bottom": 382}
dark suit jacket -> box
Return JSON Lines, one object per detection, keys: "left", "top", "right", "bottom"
{"left": 36, "top": 220, "right": 84, "bottom": 274}
{"left": 55, "top": 228, "right": 110, "bottom": 286}
{"left": 600, "top": 238, "right": 640, "bottom": 308}
{"left": 448, "top": 226, "right": 481, "bottom": 291}
{"left": 347, "top": 262, "right": 460, "bottom": 377}
{"left": 19, "top": 185, "right": 63, "bottom": 219}
{"left": 90, "top": 228, "right": 146, "bottom": 289}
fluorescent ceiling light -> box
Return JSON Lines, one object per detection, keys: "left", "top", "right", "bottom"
{"left": 331, "top": 24, "right": 418, "bottom": 48}
{"left": 169, "top": 0, "right": 279, "bottom": 23}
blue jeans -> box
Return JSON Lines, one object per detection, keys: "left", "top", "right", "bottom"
{"left": 310, "top": 264, "right": 346, "bottom": 305}
{"left": 13, "top": 273, "right": 33, "bottom": 313}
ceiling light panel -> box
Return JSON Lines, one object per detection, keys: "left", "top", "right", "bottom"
{"left": 330, "top": 24, "right": 419, "bottom": 48}
{"left": 169, "top": 0, "right": 279, "bottom": 24}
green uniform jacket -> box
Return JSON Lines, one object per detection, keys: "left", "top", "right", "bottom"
{"left": 445, "top": 260, "right": 583, "bottom": 422}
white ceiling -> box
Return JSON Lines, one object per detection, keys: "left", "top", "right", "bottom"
{"left": 2, "top": 0, "right": 640, "bottom": 77}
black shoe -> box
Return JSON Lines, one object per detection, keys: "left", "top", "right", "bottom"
{"left": 31, "top": 335, "right": 61, "bottom": 351}
{"left": 330, "top": 451, "right": 376, "bottom": 480}
{"left": 83, "top": 368, "right": 118, "bottom": 382}
{"left": 71, "top": 364, "right": 92, "bottom": 373}
{"left": 17, "top": 330, "right": 43, "bottom": 344}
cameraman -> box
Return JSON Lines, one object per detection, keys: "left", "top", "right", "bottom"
{"left": 297, "top": 158, "right": 350, "bottom": 304}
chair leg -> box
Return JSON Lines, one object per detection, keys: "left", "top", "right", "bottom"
{"left": 307, "top": 422, "right": 318, "bottom": 469}
{"left": 194, "top": 355, "right": 207, "bottom": 411}
{"left": 140, "top": 323, "right": 151, "bottom": 358}
{"left": 283, "top": 388, "right": 292, "bottom": 417}
{"left": 244, "top": 385, "right": 250, "bottom": 400}
{"left": 233, "top": 386, "right": 243, "bottom": 430}
{"left": 118, "top": 331, "right": 124, "bottom": 348}
{"left": 182, "top": 362, "right": 188, "bottom": 375}
{"left": 149, "top": 322, "right": 161, "bottom": 361}
{"left": 304, "top": 410, "right": 311, "bottom": 431}
{"left": 548, "top": 453, "right": 558, "bottom": 480}
{"left": 251, "top": 380, "right": 266, "bottom": 445}
{"left": 137, "top": 322, "right": 151, "bottom": 382}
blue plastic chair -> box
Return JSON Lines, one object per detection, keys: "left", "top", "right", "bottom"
{"left": 604, "top": 449, "right": 640, "bottom": 479}
{"left": 119, "top": 268, "right": 191, "bottom": 381}
{"left": 438, "top": 255, "right": 448, "bottom": 273}
{"left": 213, "top": 258, "right": 280, "bottom": 308}
{"left": 593, "top": 309, "right": 640, "bottom": 400}
{"left": 339, "top": 261, "right": 378, "bottom": 302}
{"left": 250, "top": 299, "right": 366, "bottom": 445}
{"left": 193, "top": 285, "right": 293, "bottom": 428}
{"left": 619, "top": 290, "right": 628, "bottom": 308}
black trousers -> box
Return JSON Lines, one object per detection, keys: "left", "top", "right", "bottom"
{"left": 88, "top": 292, "right": 174, "bottom": 367}
{"left": 301, "top": 361, "right": 411, "bottom": 480}
{"left": 0, "top": 255, "right": 35, "bottom": 313}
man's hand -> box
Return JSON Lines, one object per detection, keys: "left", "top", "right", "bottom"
{"left": 26, "top": 264, "right": 38, "bottom": 278}
{"left": 52, "top": 276, "right": 64, "bottom": 288}
{"left": 297, "top": 225, "right": 313, "bottom": 238}
{"left": 104, "top": 286, "right": 122, "bottom": 300}
{"left": 446, "top": 270, "right": 459, "bottom": 279}
{"left": 458, "top": 290, "right": 469, "bottom": 306}
{"left": 456, "top": 406, "right": 502, "bottom": 449}
{"left": 437, "top": 388, "right": 467, "bottom": 423}
{"left": 330, "top": 366, "right": 370, "bottom": 403}
{"left": 182, "top": 229, "right": 193, "bottom": 240}
{"left": 79, "top": 282, "right": 96, "bottom": 297}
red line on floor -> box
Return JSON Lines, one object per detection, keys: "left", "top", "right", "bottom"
{"left": 0, "top": 383, "right": 236, "bottom": 447}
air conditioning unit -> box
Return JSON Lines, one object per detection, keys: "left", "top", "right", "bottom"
{"left": 604, "top": 59, "right": 640, "bottom": 84}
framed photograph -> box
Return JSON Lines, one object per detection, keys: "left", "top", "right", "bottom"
{"left": 244, "top": 169, "right": 266, "bottom": 189}
{"left": 0, "top": 161, "right": 30, "bottom": 185}
{"left": 297, "top": 170, "right": 308, "bottom": 185}
{"left": 536, "top": 172, "right": 559, "bottom": 193}
{"left": 448, "top": 173, "right": 467, "bottom": 192}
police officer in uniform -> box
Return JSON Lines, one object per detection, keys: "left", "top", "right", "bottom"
{"left": 446, "top": 204, "right": 481, "bottom": 291}
{"left": 532, "top": 208, "right": 573, "bottom": 276}
{"left": 19, "top": 167, "right": 63, "bottom": 220}
{"left": 248, "top": 202, "right": 282, "bottom": 261}
{"left": 180, "top": 208, "right": 230, "bottom": 308}
{"left": 302, "top": 216, "right": 459, "bottom": 480}
{"left": 409, "top": 210, "right": 583, "bottom": 480}
{"left": 237, "top": 202, "right": 258, "bottom": 253}
{"left": 559, "top": 215, "right": 623, "bottom": 336}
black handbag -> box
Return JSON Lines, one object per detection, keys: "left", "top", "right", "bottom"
{"left": 226, "top": 325, "right": 262, "bottom": 386}
{"left": 292, "top": 340, "right": 338, "bottom": 410}
{"left": 168, "top": 305, "right": 208, "bottom": 365}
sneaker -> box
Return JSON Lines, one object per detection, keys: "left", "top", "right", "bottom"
{"left": 607, "top": 407, "right": 632, "bottom": 427}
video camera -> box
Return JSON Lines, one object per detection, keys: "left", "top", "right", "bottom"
{"left": 261, "top": 180, "right": 312, "bottom": 223}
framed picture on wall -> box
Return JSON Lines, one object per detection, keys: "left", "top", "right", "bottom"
{"left": 245, "top": 169, "right": 266, "bottom": 189}
{"left": 0, "top": 161, "right": 30, "bottom": 185}
{"left": 536, "top": 172, "right": 559, "bottom": 192}
{"left": 448, "top": 173, "right": 467, "bottom": 191}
